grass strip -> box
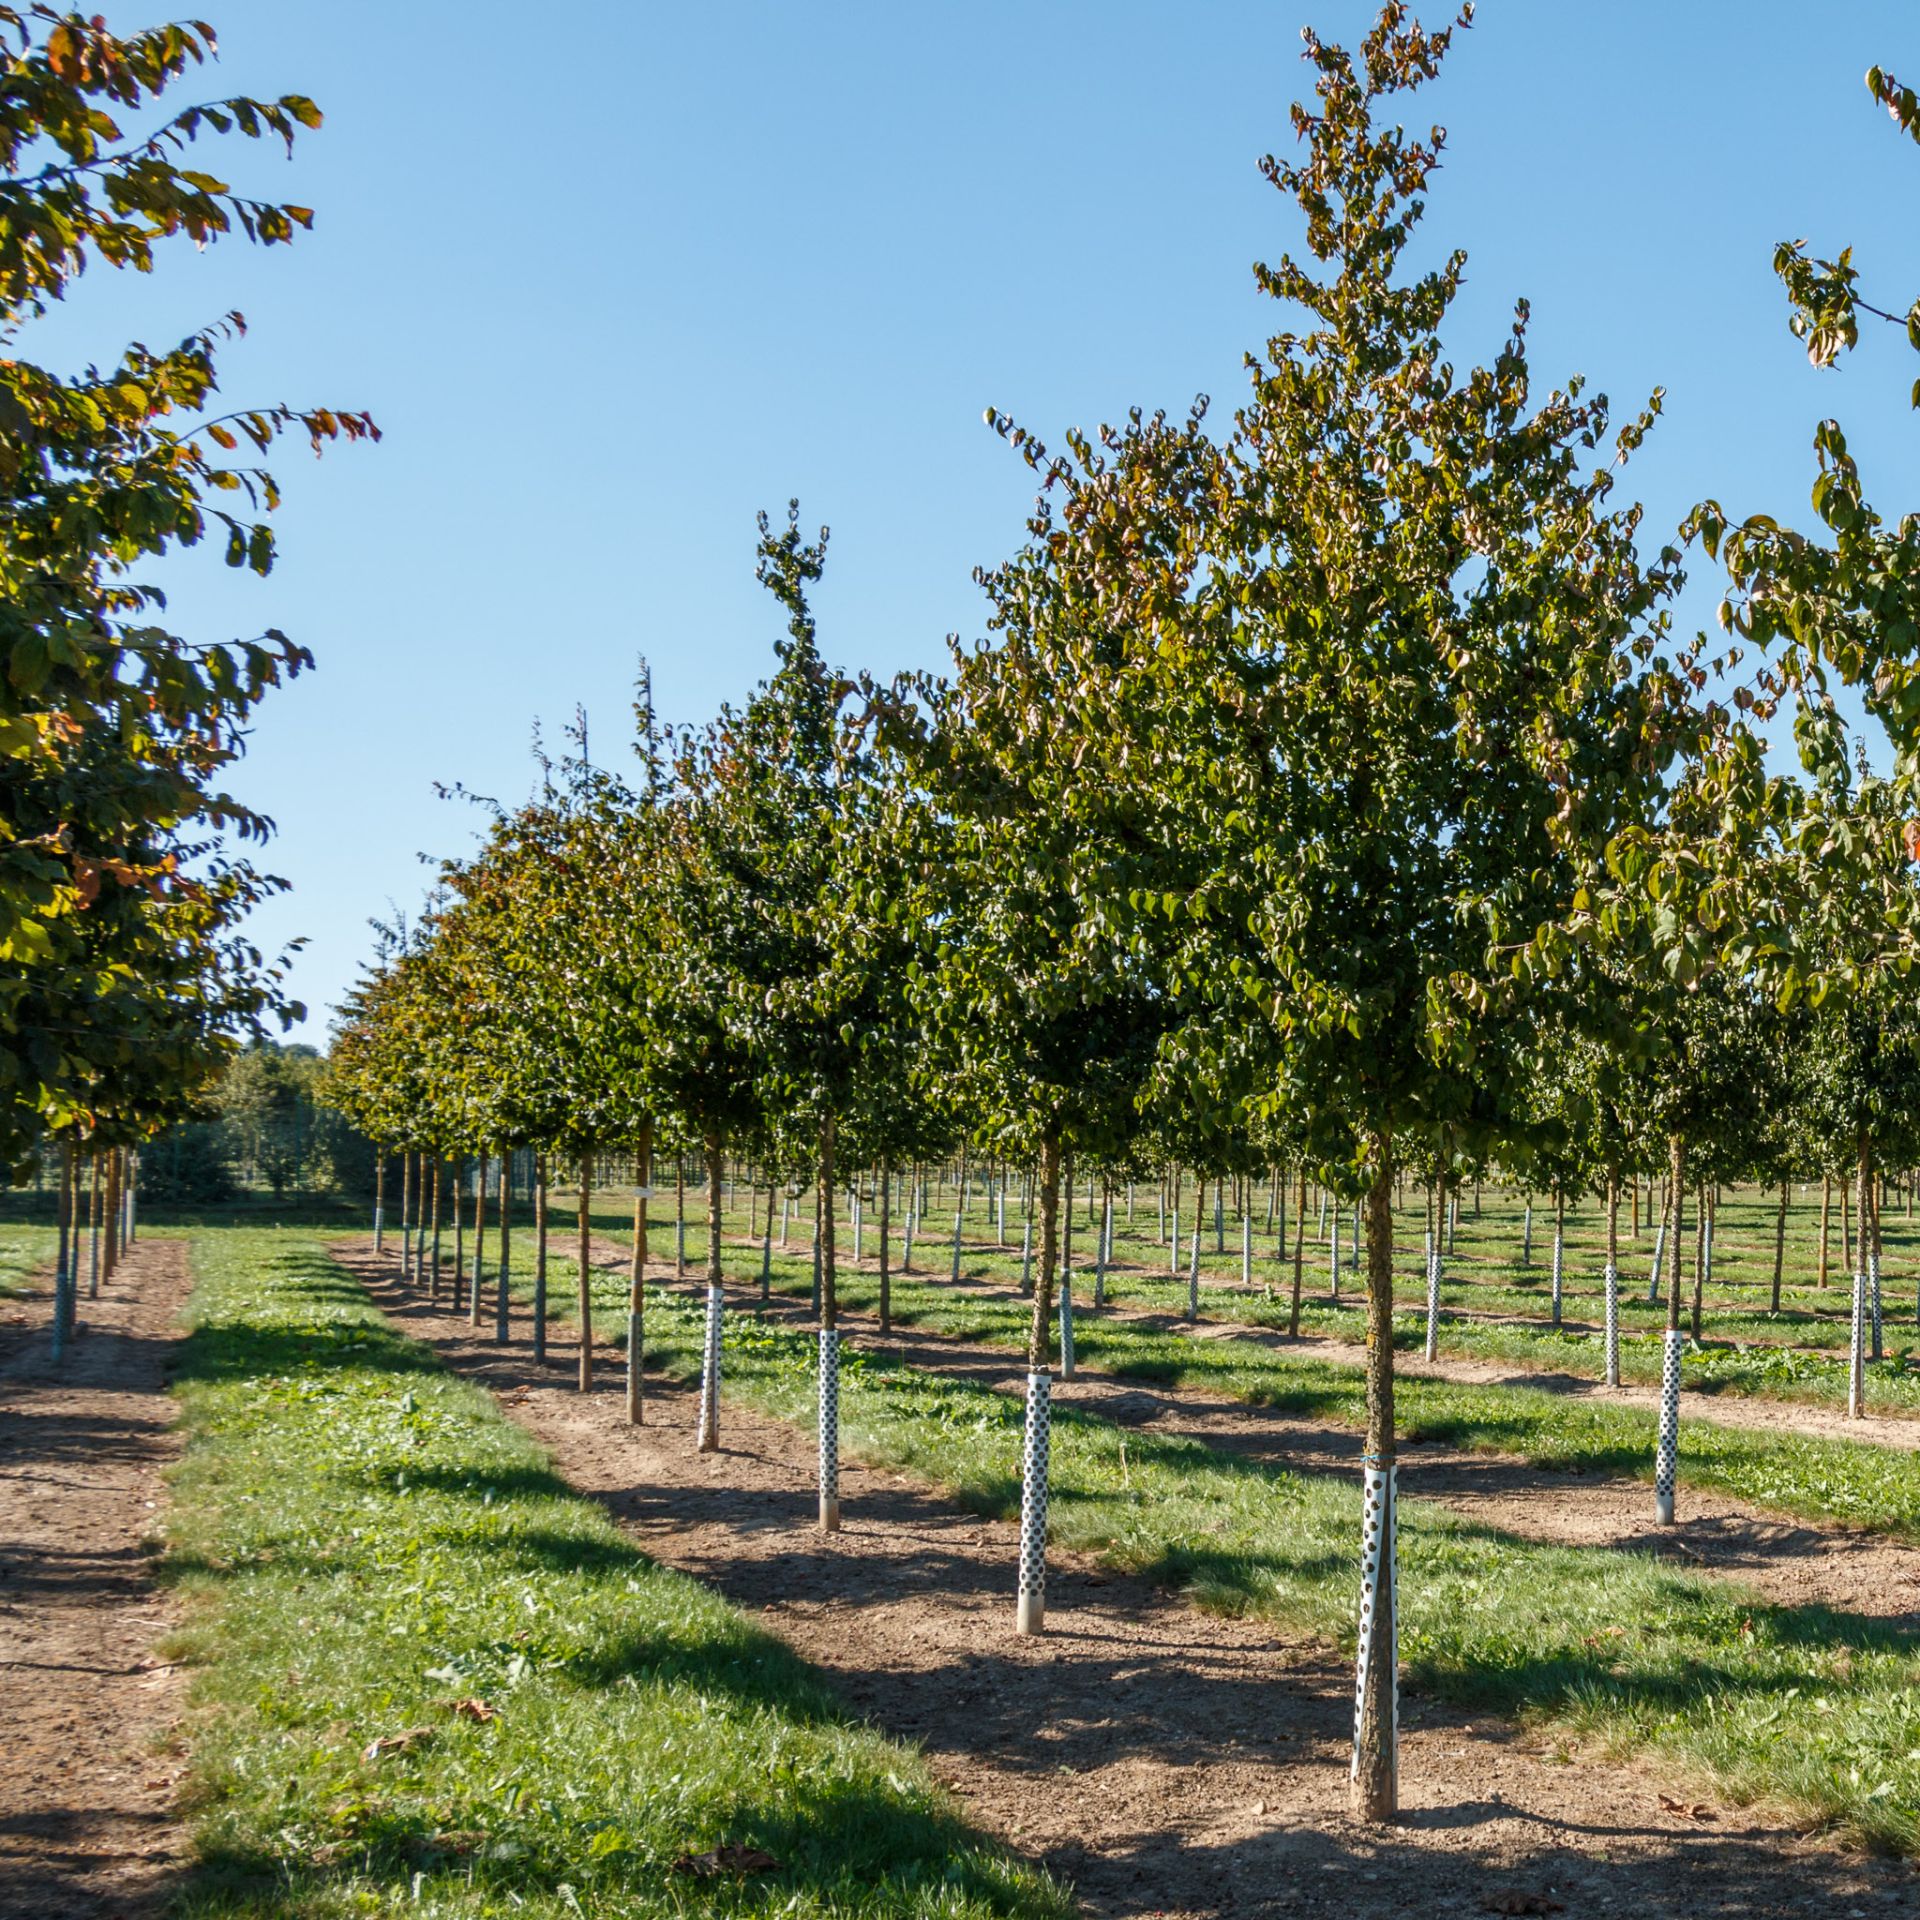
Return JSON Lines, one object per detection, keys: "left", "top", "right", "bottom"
{"left": 163, "top": 1227, "right": 1069, "bottom": 1920}
{"left": 0, "top": 1221, "right": 56, "bottom": 1297}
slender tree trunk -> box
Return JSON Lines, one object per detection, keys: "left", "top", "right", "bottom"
{"left": 878, "top": 1151, "right": 892, "bottom": 1335}
{"left": 85, "top": 1151, "right": 101, "bottom": 1300}
{"left": 817, "top": 1114, "right": 840, "bottom": 1528}
{"left": 1289, "top": 1164, "right": 1308, "bottom": 1337}
{"left": 676, "top": 1157, "right": 687, "bottom": 1277}
{"left": 399, "top": 1150, "right": 413, "bottom": 1279}
{"left": 697, "top": 1132, "right": 724, "bottom": 1452}
{"left": 1604, "top": 1167, "right": 1620, "bottom": 1387}
{"left": 1187, "top": 1177, "right": 1204, "bottom": 1321}
{"left": 1842, "top": 1173, "right": 1854, "bottom": 1275}
{"left": 52, "top": 1142, "right": 73, "bottom": 1361}
{"left": 374, "top": 1150, "right": 387, "bottom": 1251}
{"left": 1016, "top": 1130, "right": 1061, "bottom": 1635}
{"left": 423, "top": 1156, "right": 438, "bottom": 1301}
{"left": 576, "top": 1144, "right": 595, "bottom": 1392}
{"left": 1850, "top": 1130, "right": 1873, "bottom": 1417}
{"left": 531, "top": 1155, "right": 545, "bottom": 1353}
{"left": 1771, "top": 1178, "right": 1788, "bottom": 1315}
{"left": 494, "top": 1146, "right": 512, "bottom": 1342}
{"left": 1819, "top": 1174, "right": 1832, "bottom": 1289}
{"left": 468, "top": 1154, "right": 487, "bottom": 1328}
{"left": 103, "top": 1148, "right": 121, "bottom": 1279}
{"left": 1655, "top": 1136, "right": 1685, "bottom": 1525}
{"left": 1350, "top": 1140, "right": 1399, "bottom": 1823}
{"left": 1690, "top": 1182, "right": 1707, "bottom": 1343}
{"left": 627, "top": 1123, "right": 651, "bottom": 1423}
{"left": 451, "top": 1157, "right": 465, "bottom": 1311}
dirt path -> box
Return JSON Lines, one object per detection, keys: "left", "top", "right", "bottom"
{"left": 338, "top": 1245, "right": 1918, "bottom": 1920}
{"left": 0, "top": 1237, "right": 190, "bottom": 1920}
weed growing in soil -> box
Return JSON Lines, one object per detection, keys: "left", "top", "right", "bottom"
{"left": 163, "top": 1229, "right": 1070, "bottom": 1920}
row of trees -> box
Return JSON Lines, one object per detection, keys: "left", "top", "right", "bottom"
{"left": 0, "top": 10, "right": 372, "bottom": 1237}
{"left": 331, "top": 6, "right": 1920, "bottom": 1824}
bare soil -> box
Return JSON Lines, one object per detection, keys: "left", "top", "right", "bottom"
{"left": 0, "top": 1238, "right": 189, "bottom": 1920}
{"left": 340, "top": 1242, "right": 1920, "bottom": 1920}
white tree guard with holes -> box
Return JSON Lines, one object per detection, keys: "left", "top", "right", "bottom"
{"left": 1016, "top": 1369, "right": 1052, "bottom": 1635}
{"left": 1059, "top": 1267, "right": 1076, "bottom": 1377}
{"left": 950, "top": 1208, "right": 963, "bottom": 1282}
{"left": 373, "top": 1202, "right": 384, "bottom": 1252}
{"left": 1522, "top": 1201, "right": 1532, "bottom": 1266}
{"left": 1850, "top": 1263, "right": 1868, "bottom": 1419}
{"left": 1646, "top": 1221, "right": 1666, "bottom": 1304}
{"left": 1424, "top": 1234, "right": 1441, "bottom": 1362}
{"left": 817, "top": 1327, "right": 841, "bottom": 1531}
{"left": 1550, "top": 1222, "right": 1564, "bottom": 1327}
{"left": 1330, "top": 1209, "right": 1341, "bottom": 1303}
{"left": 1241, "top": 1211, "right": 1252, "bottom": 1285}
{"left": 1351, "top": 1458, "right": 1398, "bottom": 1804}
{"left": 1096, "top": 1197, "right": 1111, "bottom": 1306}
{"left": 697, "top": 1284, "right": 723, "bottom": 1452}
{"left": 1603, "top": 1263, "right": 1620, "bottom": 1386}
{"left": 1020, "top": 1216, "right": 1032, "bottom": 1291}
{"left": 1187, "top": 1228, "right": 1200, "bottom": 1320}
{"left": 1870, "top": 1242, "right": 1883, "bottom": 1362}
{"left": 1654, "top": 1327, "right": 1682, "bottom": 1523}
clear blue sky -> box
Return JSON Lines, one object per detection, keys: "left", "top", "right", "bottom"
{"left": 30, "top": 3, "right": 1920, "bottom": 1038}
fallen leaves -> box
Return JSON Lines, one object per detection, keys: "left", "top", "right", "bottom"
{"left": 670, "top": 1844, "right": 782, "bottom": 1879}
{"left": 446, "top": 1697, "right": 496, "bottom": 1723}
{"left": 363, "top": 1727, "right": 435, "bottom": 1761}
{"left": 1657, "top": 1793, "right": 1716, "bottom": 1822}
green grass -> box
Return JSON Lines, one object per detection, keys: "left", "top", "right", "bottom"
{"left": 0, "top": 1221, "right": 55, "bottom": 1297}
{"left": 162, "top": 1228, "right": 1070, "bottom": 1920}
{"left": 610, "top": 1283, "right": 1920, "bottom": 1856}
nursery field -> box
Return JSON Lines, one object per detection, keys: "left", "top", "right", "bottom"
{"left": 8, "top": 1208, "right": 1920, "bottom": 1917}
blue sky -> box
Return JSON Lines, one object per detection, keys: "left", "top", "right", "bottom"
{"left": 31, "top": 3, "right": 1920, "bottom": 1036}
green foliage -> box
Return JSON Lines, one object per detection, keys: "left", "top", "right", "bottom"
{"left": 0, "top": 6, "right": 375, "bottom": 1168}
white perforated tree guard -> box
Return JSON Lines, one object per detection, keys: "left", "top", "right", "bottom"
{"left": 1423, "top": 1234, "right": 1441, "bottom": 1363}
{"left": 1646, "top": 1221, "right": 1667, "bottom": 1304}
{"left": 1351, "top": 1458, "right": 1398, "bottom": 1806}
{"left": 1059, "top": 1267, "right": 1076, "bottom": 1377}
{"left": 1016, "top": 1369, "right": 1052, "bottom": 1635}
{"left": 697, "top": 1284, "right": 723, "bottom": 1453}
{"left": 1654, "top": 1327, "right": 1682, "bottom": 1523}
{"left": 818, "top": 1327, "right": 841, "bottom": 1532}
{"left": 1603, "top": 1263, "right": 1620, "bottom": 1386}
{"left": 1850, "top": 1263, "right": 1868, "bottom": 1419}
{"left": 1550, "top": 1222, "right": 1564, "bottom": 1328}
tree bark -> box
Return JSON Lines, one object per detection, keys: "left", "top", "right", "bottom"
{"left": 1819, "top": 1174, "right": 1832, "bottom": 1289}
{"left": 468, "top": 1154, "right": 486, "bottom": 1329}
{"left": 627, "top": 1123, "right": 650, "bottom": 1423}
{"left": 576, "top": 1144, "right": 594, "bottom": 1391}
{"left": 494, "top": 1145, "right": 511, "bottom": 1343}
{"left": 1771, "top": 1178, "right": 1788, "bottom": 1315}
{"left": 877, "top": 1150, "right": 892, "bottom": 1335}
{"left": 697, "top": 1131, "right": 725, "bottom": 1451}
{"left": 1289, "top": 1164, "right": 1308, "bottom": 1337}
{"left": 531, "top": 1155, "right": 545, "bottom": 1351}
